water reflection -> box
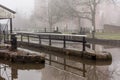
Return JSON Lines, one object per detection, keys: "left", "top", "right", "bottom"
{"left": 0, "top": 43, "right": 115, "bottom": 80}
{"left": 0, "top": 60, "right": 44, "bottom": 80}
{"left": 45, "top": 53, "right": 86, "bottom": 77}
{"left": 87, "top": 43, "right": 120, "bottom": 80}
{"left": 43, "top": 49, "right": 112, "bottom": 80}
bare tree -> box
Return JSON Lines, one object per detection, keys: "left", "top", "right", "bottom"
{"left": 47, "top": 0, "right": 79, "bottom": 32}
{"left": 63, "top": 0, "right": 116, "bottom": 38}
{"left": 48, "top": 0, "right": 63, "bottom": 32}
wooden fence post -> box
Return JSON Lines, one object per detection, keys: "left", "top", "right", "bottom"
{"left": 21, "top": 34, "right": 23, "bottom": 42}
{"left": 28, "top": 35, "right": 29, "bottom": 44}
{"left": 39, "top": 35, "right": 41, "bottom": 44}
{"left": 49, "top": 35, "right": 51, "bottom": 46}
{"left": 82, "top": 37, "right": 86, "bottom": 51}
{"left": 63, "top": 36, "right": 66, "bottom": 48}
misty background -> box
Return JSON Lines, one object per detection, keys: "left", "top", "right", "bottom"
{"left": 0, "top": 0, "right": 120, "bottom": 34}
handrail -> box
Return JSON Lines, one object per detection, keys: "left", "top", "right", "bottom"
{"left": 17, "top": 32, "right": 87, "bottom": 37}
{"left": 16, "top": 32, "right": 87, "bottom": 51}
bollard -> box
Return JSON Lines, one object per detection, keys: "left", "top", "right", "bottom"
{"left": 11, "top": 34, "right": 17, "bottom": 51}
{"left": 82, "top": 37, "right": 86, "bottom": 51}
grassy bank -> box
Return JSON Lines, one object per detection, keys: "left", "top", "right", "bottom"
{"left": 87, "top": 33, "right": 120, "bottom": 40}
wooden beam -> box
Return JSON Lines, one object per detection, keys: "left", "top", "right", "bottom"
{"left": 10, "top": 18, "right": 12, "bottom": 34}
{"left": 0, "top": 4, "right": 16, "bottom": 14}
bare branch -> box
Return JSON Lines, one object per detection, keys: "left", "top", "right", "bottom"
{"left": 80, "top": 16, "right": 92, "bottom": 21}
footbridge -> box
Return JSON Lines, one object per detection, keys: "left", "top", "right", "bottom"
{"left": 16, "top": 32, "right": 87, "bottom": 51}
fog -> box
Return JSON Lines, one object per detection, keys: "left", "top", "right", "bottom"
{"left": 0, "top": 0, "right": 34, "bottom": 18}
{"left": 0, "top": 0, "right": 120, "bottom": 33}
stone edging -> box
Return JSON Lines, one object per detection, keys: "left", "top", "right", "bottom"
{"left": 18, "top": 42, "right": 112, "bottom": 61}
{"left": 0, "top": 49, "right": 45, "bottom": 63}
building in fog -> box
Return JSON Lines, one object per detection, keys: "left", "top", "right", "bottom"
{"left": 31, "top": 0, "right": 49, "bottom": 32}
{"left": 32, "top": 0, "right": 120, "bottom": 33}
{"left": 33, "top": 0, "right": 104, "bottom": 33}
{"left": 104, "top": 24, "right": 120, "bottom": 33}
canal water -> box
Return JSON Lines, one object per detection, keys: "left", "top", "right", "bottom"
{"left": 0, "top": 44, "right": 120, "bottom": 80}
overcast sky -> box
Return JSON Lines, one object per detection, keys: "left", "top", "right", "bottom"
{"left": 0, "top": 0, "right": 34, "bottom": 18}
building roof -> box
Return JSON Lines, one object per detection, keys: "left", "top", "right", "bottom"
{"left": 0, "top": 4, "right": 16, "bottom": 14}
{"left": 0, "top": 4, "right": 16, "bottom": 19}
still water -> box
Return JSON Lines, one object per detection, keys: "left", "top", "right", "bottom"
{"left": 0, "top": 44, "right": 120, "bottom": 80}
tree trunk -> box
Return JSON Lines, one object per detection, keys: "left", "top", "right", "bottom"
{"left": 92, "top": 2, "right": 97, "bottom": 39}
{"left": 48, "top": 16, "right": 53, "bottom": 32}
{"left": 92, "top": 15, "right": 96, "bottom": 39}
{"left": 78, "top": 17, "right": 81, "bottom": 34}
{"left": 49, "top": 23, "right": 52, "bottom": 32}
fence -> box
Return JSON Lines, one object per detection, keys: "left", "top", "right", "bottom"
{"left": 16, "top": 32, "right": 87, "bottom": 51}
